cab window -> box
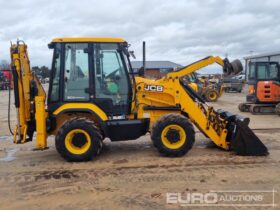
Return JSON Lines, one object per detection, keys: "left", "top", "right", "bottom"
{"left": 63, "top": 43, "right": 89, "bottom": 101}
{"left": 93, "top": 43, "right": 130, "bottom": 114}
{"left": 248, "top": 63, "right": 255, "bottom": 80}
{"left": 50, "top": 43, "right": 61, "bottom": 102}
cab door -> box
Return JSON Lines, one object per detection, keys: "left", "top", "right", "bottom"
{"left": 93, "top": 43, "right": 131, "bottom": 115}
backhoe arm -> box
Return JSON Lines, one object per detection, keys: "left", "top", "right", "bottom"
{"left": 10, "top": 41, "right": 47, "bottom": 149}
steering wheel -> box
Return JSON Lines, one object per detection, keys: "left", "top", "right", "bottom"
{"left": 105, "top": 68, "right": 121, "bottom": 81}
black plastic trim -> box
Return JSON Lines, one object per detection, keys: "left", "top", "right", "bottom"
{"left": 104, "top": 118, "right": 150, "bottom": 141}
{"left": 11, "top": 66, "right": 20, "bottom": 108}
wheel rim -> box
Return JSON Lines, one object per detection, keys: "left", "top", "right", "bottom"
{"left": 65, "top": 129, "right": 91, "bottom": 155}
{"left": 209, "top": 91, "right": 217, "bottom": 100}
{"left": 161, "top": 124, "right": 186, "bottom": 149}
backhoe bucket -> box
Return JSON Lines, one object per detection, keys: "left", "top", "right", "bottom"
{"left": 230, "top": 120, "right": 268, "bottom": 156}
{"left": 217, "top": 110, "right": 268, "bottom": 156}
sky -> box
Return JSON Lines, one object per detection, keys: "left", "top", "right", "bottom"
{"left": 0, "top": 0, "right": 280, "bottom": 73}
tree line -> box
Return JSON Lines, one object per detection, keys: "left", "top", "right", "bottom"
{"left": 31, "top": 66, "right": 50, "bottom": 79}
{"left": 0, "top": 59, "right": 50, "bottom": 79}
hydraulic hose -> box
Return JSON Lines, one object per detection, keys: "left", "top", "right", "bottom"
{"left": 8, "top": 69, "right": 14, "bottom": 135}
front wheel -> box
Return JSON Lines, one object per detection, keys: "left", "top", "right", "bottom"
{"left": 205, "top": 89, "right": 219, "bottom": 102}
{"left": 151, "top": 114, "right": 195, "bottom": 157}
{"left": 55, "top": 118, "right": 102, "bottom": 161}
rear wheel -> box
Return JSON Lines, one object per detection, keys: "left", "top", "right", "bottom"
{"left": 55, "top": 118, "right": 102, "bottom": 161}
{"left": 151, "top": 114, "right": 195, "bottom": 157}
{"left": 205, "top": 89, "right": 219, "bottom": 102}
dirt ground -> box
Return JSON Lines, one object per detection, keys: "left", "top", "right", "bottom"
{"left": 0, "top": 86, "right": 280, "bottom": 210}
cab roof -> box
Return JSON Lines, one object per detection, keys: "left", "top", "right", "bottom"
{"left": 52, "top": 37, "right": 126, "bottom": 43}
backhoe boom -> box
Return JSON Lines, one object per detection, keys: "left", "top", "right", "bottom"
{"left": 10, "top": 41, "right": 47, "bottom": 148}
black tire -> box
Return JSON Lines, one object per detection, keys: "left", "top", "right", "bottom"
{"left": 238, "top": 103, "right": 246, "bottom": 112}
{"left": 55, "top": 118, "right": 102, "bottom": 161}
{"left": 151, "top": 114, "right": 195, "bottom": 157}
{"left": 230, "top": 59, "right": 243, "bottom": 74}
{"left": 204, "top": 89, "right": 219, "bottom": 102}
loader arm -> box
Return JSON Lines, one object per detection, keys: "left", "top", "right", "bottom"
{"left": 166, "top": 56, "right": 225, "bottom": 78}
{"left": 135, "top": 56, "right": 267, "bottom": 155}
{"left": 10, "top": 42, "right": 47, "bottom": 148}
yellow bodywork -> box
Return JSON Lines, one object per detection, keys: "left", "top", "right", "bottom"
{"left": 10, "top": 43, "right": 47, "bottom": 148}
{"left": 65, "top": 129, "right": 91, "bottom": 155}
{"left": 51, "top": 103, "right": 109, "bottom": 136}
{"left": 161, "top": 124, "right": 186, "bottom": 149}
{"left": 35, "top": 96, "right": 47, "bottom": 149}
{"left": 53, "top": 103, "right": 108, "bottom": 121}
{"left": 134, "top": 57, "right": 230, "bottom": 149}
{"left": 10, "top": 39, "right": 230, "bottom": 151}
{"left": 52, "top": 37, "right": 125, "bottom": 43}
{"left": 188, "top": 82, "right": 198, "bottom": 92}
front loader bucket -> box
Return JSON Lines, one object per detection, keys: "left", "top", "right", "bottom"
{"left": 230, "top": 120, "right": 268, "bottom": 156}
{"left": 217, "top": 109, "right": 268, "bottom": 156}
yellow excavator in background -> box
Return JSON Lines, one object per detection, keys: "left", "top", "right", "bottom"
{"left": 9, "top": 38, "right": 267, "bottom": 161}
{"left": 183, "top": 73, "right": 224, "bottom": 102}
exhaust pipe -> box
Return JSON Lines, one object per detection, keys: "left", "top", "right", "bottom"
{"left": 143, "top": 41, "right": 146, "bottom": 72}
{"left": 137, "top": 41, "right": 146, "bottom": 77}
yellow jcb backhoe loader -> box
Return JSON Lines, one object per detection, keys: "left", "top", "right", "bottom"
{"left": 8, "top": 38, "right": 268, "bottom": 161}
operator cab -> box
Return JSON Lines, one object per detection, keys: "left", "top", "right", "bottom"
{"left": 248, "top": 62, "right": 280, "bottom": 82}
{"left": 47, "top": 38, "right": 133, "bottom": 116}
{"left": 247, "top": 61, "right": 280, "bottom": 103}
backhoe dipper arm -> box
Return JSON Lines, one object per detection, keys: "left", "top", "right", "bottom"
{"left": 166, "top": 56, "right": 241, "bottom": 78}
{"left": 10, "top": 42, "right": 47, "bottom": 149}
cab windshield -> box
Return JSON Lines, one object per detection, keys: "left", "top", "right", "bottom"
{"left": 257, "top": 63, "right": 279, "bottom": 80}
{"left": 249, "top": 62, "right": 280, "bottom": 81}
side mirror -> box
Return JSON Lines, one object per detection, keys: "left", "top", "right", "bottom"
{"left": 129, "top": 51, "right": 136, "bottom": 59}
{"left": 138, "top": 67, "right": 145, "bottom": 77}
{"left": 48, "top": 42, "right": 55, "bottom": 49}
